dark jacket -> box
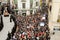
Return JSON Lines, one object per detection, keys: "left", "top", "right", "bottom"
{"left": 0, "top": 15, "right": 4, "bottom": 31}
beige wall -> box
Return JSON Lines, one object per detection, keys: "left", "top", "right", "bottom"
{"left": 49, "top": 0, "right": 60, "bottom": 31}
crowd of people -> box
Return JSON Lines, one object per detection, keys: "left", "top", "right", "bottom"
{"left": 9, "top": 12, "right": 50, "bottom": 40}
{"left": 0, "top": 2, "right": 50, "bottom": 40}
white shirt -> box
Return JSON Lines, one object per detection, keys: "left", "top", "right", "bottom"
{"left": 0, "top": 14, "right": 14, "bottom": 40}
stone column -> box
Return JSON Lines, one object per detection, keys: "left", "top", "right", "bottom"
{"left": 33, "top": 10, "right": 35, "bottom": 14}
{"left": 17, "top": 0, "right": 22, "bottom": 9}
{"left": 32, "top": 0, "right": 36, "bottom": 14}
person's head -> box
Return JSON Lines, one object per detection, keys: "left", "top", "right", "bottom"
{"left": 3, "top": 10, "right": 8, "bottom": 15}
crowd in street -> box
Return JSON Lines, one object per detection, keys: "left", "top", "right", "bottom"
{"left": 0, "top": 2, "right": 50, "bottom": 40}
{"left": 10, "top": 12, "right": 50, "bottom": 40}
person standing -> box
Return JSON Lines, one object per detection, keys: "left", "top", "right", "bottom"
{"left": 0, "top": 6, "right": 14, "bottom": 40}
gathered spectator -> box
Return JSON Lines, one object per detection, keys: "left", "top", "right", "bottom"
{"left": 11, "top": 11, "right": 50, "bottom": 40}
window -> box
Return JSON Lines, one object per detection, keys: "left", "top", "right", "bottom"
{"left": 14, "top": 0, "right": 17, "bottom": 4}
{"left": 30, "top": 10, "right": 33, "bottom": 14}
{"left": 22, "top": 3, "right": 25, "bottom": 8}
{"left": 30, "top": 0, "right": 33, "bottom": 8}
{"left": 36, "top": 2, "right": 38, "bottom": 6}
{"left": 21, "top": 0, "right": 26, "bottom": 2}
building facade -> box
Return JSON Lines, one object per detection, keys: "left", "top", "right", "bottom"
{"left": 17, "top": 0, "right": 40, "bottom": 16}
{"left": 0, "top": 0, "right": 40, "bottom": 16}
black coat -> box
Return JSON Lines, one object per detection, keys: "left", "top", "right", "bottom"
{"left": 0, "top": 15, "right": 4, "bottom": 31}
